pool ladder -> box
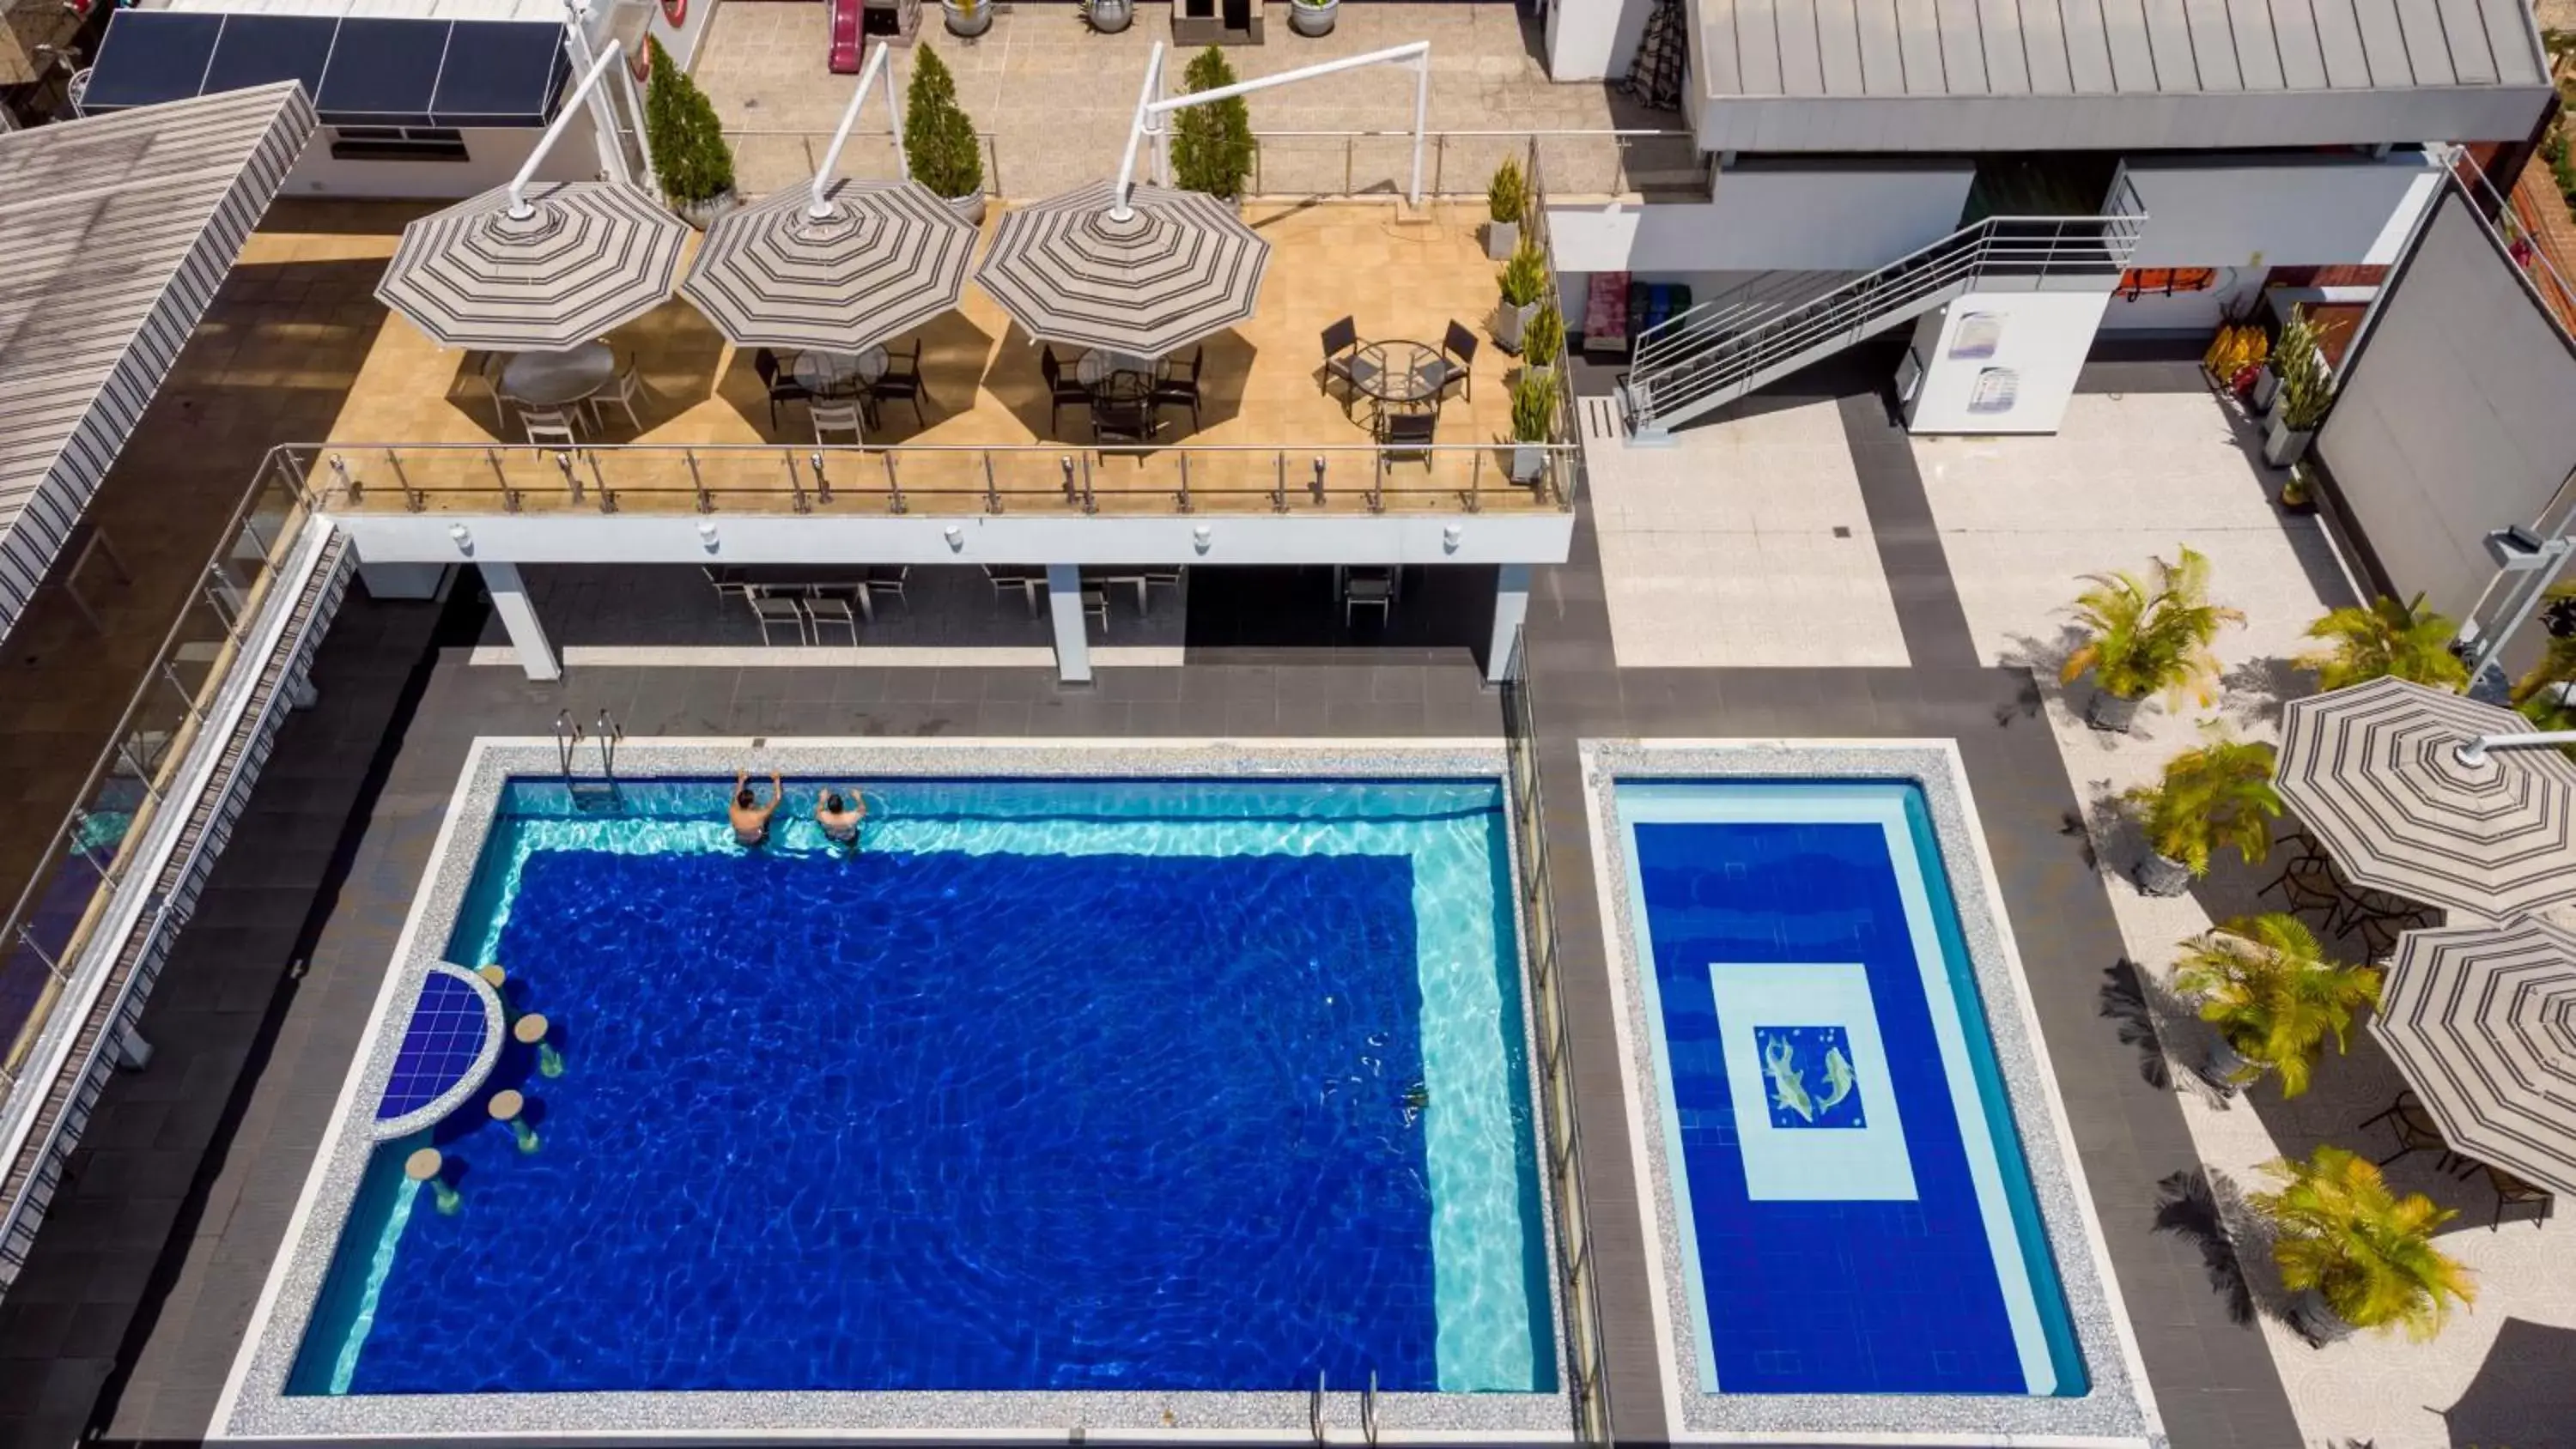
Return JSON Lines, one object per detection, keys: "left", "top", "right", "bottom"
{"left": 1306, "top": 1369, "right": 1380, "bottom": 1446}
{"left": 555, "top": 708, "right": 623, "bottom": 811}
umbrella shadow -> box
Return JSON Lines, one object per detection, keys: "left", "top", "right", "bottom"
{"left": 978, "top": 323, "right": 1251, "bottom": 446}
{"left": 2439, "top": 1318, "right": 2576, "bottom": 1446}
{"left": 861, "top": 312, "right": 998, "bottom": 443}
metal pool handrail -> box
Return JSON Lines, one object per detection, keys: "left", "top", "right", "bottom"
{"left": 1498, "top": 625, "right": 1614, "bottom": 1445}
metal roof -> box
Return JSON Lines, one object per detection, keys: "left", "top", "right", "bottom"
{"left": 0, "top": 82, "right": 316, "bottom": 638}
{"left": 1694, "top": 0, "right": 2555, "bottom": 153}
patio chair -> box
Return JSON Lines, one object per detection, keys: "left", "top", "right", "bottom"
{"left": 1321, "top": 316, "right": 1366, "bottom": 413}
{"left": 518, "top": 405, "right": 580, "bottom": 449}
{"left": 1376, "top": 408, "right": 1438, "bottom": 468}
{"left": 755, "top": 348, "right": 812, "bottom": 431}
{"left": 1151, "top": 346, "right": 1205, "bottom": 430}
{"left": 984, "top": 564, "right": 1042, "bottom": 618}
{"left": 1427, "top": 320, "right": 1479, "bottom": 403}
{"left": 811, "top": 400, "right": 866, "bottom": 446}
{"left": 1040, "top": 348, "right": 1090, "bottom": 435}
{"left": 1092, "top": 392, "right": 1159, "bottom": 446}
{"left": 863, "top": 565, "right": 910, "bottom": 617}
{"left": 2365, "top": 1091, "right": 2470, "bottom": 1177}
{"left": 1344, "top": 573, "right": 1394, "bottom": 627}
{"left": 2487, "top": 1166, "right": 2554, "bottom": 1229}
{"left": 804, "top": 591, "right": 860, "bottom": 646}
{"left": 747, "top": 589, "right": 808, "bottom": 646}
{"left": 1079, "top": 587, "right": 1110, "bottom": 633}
{"left": 867, "top": 340, "right": 931, "bottom": 428}
{"left": 461, "top": 350, "right": 507, "bottom": 427}
{"left": 592, "top": 355, "right": 649, "bottom": 432}
{"left": 701, "top": 565, "right": 750, "bottom": 605}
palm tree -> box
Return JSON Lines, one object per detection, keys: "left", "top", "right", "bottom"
{"left": 2125, "top": 732, "right": 2281, "bottom": 894}
{"left": 2172, "top": 914, "right": 2381, "bottom": 1097}
{"left": 2251, "top": 1145, "right": 2475, "bottom": 1342}
{"left": 2299, "top": 593, "right": 2468, "bottom": 692}
{"left": 2062, "top": 547, "right": 2244, "bottom": 729}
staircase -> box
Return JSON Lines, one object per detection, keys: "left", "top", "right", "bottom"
{"left": 1619, "top": 208, "right": 2146, "bottom": 441}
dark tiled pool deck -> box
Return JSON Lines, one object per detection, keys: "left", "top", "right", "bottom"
{"left": 0, "top": 360, "right": 2295, "bottom": 1448}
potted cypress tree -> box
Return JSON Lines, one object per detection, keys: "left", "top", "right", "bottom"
{"left": 2250, "top": 1146, "right": 2475, "bottom": 1345}
{"left": 2265, "top": 306, "right": 2332, "bottom": 467}
{"left": 643, "top": 38, "right": 738, "bottom": 229}
{"left": 905, "top": 46, "right": 986, "bottom": 225}
{"left": 1289, "top": 0, "right": 1340, "bottom": 38}
{"left": 1505, "top": 370, "right": 1557, "bottom": 486}
{"left": 1521, "top": 302, "right": 1564, "bottom": 383}
{"left": 2172, "top": 915, "right": 2380, "bottom": 1097}
{"left": 2296, "top": 593, "right": 2469, "bottom": 692}
{"left": 1485, "top": 157, "right": 1527, "bottom": 261}
{"left": 1170, "top": 46, "right": 1254, "bottom": 200}
{"left": 1493, "top": 241, "right": 1546, "bottom": 355}
{"left": 2059, "top": 546, "right": 2242, "bottom": 731}
{"left": 2123, "top": 733, "right": 2281, "bottom": 897}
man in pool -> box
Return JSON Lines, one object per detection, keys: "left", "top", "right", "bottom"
{"left": 730, "top": 769, "right": 784, "bottom": 847}
{"left": 817, "top": 788, "right": 866, "bottom": 848}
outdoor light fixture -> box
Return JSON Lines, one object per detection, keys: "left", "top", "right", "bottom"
{"left": 696, "top": 519, "right": 720, "bottom": 552}
{"left": 1192, "top": 524, "right": 1213, "bottom": 555}
{"left": 944, "top": 525, "right": 965, "bottom": 552}
{"left": 1443, "top": 524, "right": 1463, "bottom": 554}
{"left": 447, "top": 523, "right": 472, "bottom": 555}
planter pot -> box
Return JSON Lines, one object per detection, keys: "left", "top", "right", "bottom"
{"left": 673, "top": 189, "right": 740, "bottom": 232}
{"left": 2084, "top": 688, "right": 2145, "bottom": 732}
{"left": 2278, "top": 484, "right": 2317, "bottom": 516}
{"left": 1485, "top": 218, "right": 1521, "bottom": 262}
{"left": 1084, "top": 0, "right": 1133, "bottom": 31}
{"left": 2134, "top": 849, "right": 2195, "bottom": 898}
{"left": 1506, "top": 444, "right": 1549, "bottom": 487}
{"left": 2287, "top": 1288, "right": 2360, "bottom": 1347}
{"left": 1288, "top": 0, "right": 1339, "bottom": 36}
{"left": 1493, "top": 300, "right": 1537, "bottom": 355}
{"left": 2197, "top": 1034, "right": 2257, "bottom": 1096}
{"left": 2263, "top": 414, "right": 2314, "bottom": 468}
{"left": 2251, "top": 367, "right": 2281, "bottom": 415}
{"left": 942, "top": 0, "right": 991, "bottom": 36}
{"left": 944, "top": 191, "right": 987, "bottom": 227}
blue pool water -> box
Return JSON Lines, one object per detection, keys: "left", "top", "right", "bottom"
{"left": 1615, "top": 781, "right": 2081, "bottom": 1398}
{"left": 292, "top": 778, "right": 1552, "bottom": 1397}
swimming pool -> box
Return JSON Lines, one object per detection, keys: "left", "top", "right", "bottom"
{"left": 1584, "top": 742, "right": 2154, "bottom": 1446}
{"left": 222, "top": 741, "right": 1571, "bottom": 1443}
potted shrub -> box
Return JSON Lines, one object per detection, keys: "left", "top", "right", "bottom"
{"left": 1505, "top": 370, "right": 1556, "bottom": 486}
{"left": 2123, "top": 733, "right": 2281, "bottom": 897}
{"left": 1289, "top": 0, "right": 1340, "bottom": 38}
{"left": 906, "top": 46, "right": 986, "bottom": 224}
{"left": 942, "top": 0, "right": 990, "bottom": 38}
{"left": 2265, "top": 306, "right": 2332, "bottom": 467}
{"left": 1485, "top": 156, "right": 1527, "bottom": 261}
{"left": 2172, "top": 915, "right": 2380, "bottom": 1097}
{"left": 1493, "top": 240, "right": 1546, "bottom": 355}
{"left": 1521, "top": 302, "right": 1564, "bottom": 381}
{"left": 2297, "top": 592, "right": 2469, "bottom": 693}
{"left": 1170, "top": 46, "right": 1254, "bottom": 201}
{"left": 1078, "top": 0, "right": 1133, "bottom": 33}
{"left": 2512, "top": 581, "right": 2576, "bottom": 708}
{"left": 2277, "top": 462, "right": 2317, "bottom": 515}
{"left": 2060, "top": 546, "right": 2243, "bottom": 731}
{"left": 2250, "top": 1145, "right": 2475, "bottom": 1344}
{"left": 643, "top": 38, "right": 738, "bottom": 228}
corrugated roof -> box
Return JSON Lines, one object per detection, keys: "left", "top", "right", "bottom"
{"left": 0, "top": 82, "right": 315, "bottom": 637}
{"left": 1696, "top": 0, "right": 2555, "bottom": 152}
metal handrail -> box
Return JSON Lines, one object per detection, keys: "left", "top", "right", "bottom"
{"left": 1626, "top": 209, "right": 2144, "bottom": 430}
{"left": 1498, "top": 627, "right": 1613, "bottom": 1446}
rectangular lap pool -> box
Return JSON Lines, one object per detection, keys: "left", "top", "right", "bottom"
{"left": 221, "top": 742, "right": 1570, "bottom": 1444}
{"left": 1586, "top": 742, "right": 2154, "bottom": 1447}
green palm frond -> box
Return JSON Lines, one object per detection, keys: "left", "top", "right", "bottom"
{"left": 2299, "top": 593, "right": 2468, "bottom": 692}
{"left": 2124, "top": 732, "right": 2282, "bottom": 877}
{"left": 2251, "top": 1146, "right": 2474, "bottom": 1340}
{"left": 2062, "top": 547, "right": 2244, "bottom": 706}
{"left": 2173, "top": 914, "right": 2380, "bottom": 1097}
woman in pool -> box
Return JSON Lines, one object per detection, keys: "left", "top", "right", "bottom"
{"left": 816, "top": 789, "right": 866, "bottom": 849}
{"left": 730, "top": 769, "right": 784, "bottom": 847}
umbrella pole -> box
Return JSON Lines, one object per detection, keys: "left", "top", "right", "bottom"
{"left": 2457, "top": 729, "right": 2576, "bottom": 767}
{"left": 509, "top": 41, "right": 631, "bottom": 218}
{"left": 1118, "top": 41, "right": 1437, "bottom": 214}
{"left": 811, "top": 41, "right": 906, "bottom": 218}
{"left": 1112, "top": 43, "right": 1167, "bottom": 221}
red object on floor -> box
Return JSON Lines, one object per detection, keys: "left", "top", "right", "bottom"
{"left": 829, "top": 0, "right": 865, "bottom": 74}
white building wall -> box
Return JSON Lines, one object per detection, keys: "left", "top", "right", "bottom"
{"left": 1901, "top": 288, "right": 2112, "bottom": 436}
{"left": 1547, "top": 163, "right": 1973, "bottom": 276}
{"left": 2120, "top": 154, "right": 2440, "bottom": 270}
{"left": 1545, "top": 0, "right": 1652, "bottom": 83}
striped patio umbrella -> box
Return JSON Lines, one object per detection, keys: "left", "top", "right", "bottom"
{"left": 376, "top": 182, "right": 690, "bottom": 351}
{"left": 975, "top": 180, "right": 1268, "bottom": 355}
{"left": 2375, "top": 919, "right": 2576, "bottom": 1197}
{"left": 2275, "top": 676, "right": 2576, "bottom": 919}
{"left": 679, "top": 179, "right": 977, "bottom": 352}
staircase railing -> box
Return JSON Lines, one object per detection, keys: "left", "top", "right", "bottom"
{"left": 1623, "top": 206, "right": 2144, "bottom": 436}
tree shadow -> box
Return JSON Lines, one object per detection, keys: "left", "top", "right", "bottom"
{"left": 2217, "top": 652, "right": 2311, "bottom": 732}
{"left": 2153, "top": 1167, "right": 2261, "bottom": 1326}
{"left": 2099, "top": 957, "right": 2177, "bottom": 1091}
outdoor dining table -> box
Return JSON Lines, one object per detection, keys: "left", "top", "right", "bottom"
{"left": 500, "top": 341, "right": 615, "bottom": 408}
{"left": 793, "top": 345, "right": 890, "bottom": 397}
{"left": 1076, "top": 349, "right": 1161, "bottom": 387}
{"left": 1351, "top": 339, "right": 1444, "bottom": 409}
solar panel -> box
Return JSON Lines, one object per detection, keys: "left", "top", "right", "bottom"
{"left": 431, "top": 21, "right": 572, "bottom": 128}
{"left": 317, "top": 18, "right": 451, "bottom": 130}
{"left": 79, "top": 11, "right": 225, "bottom": 113}
{"left": 202, "top": 15, "right": 335, "bottom": 103}
{"left": 375, "top": 970, "right": 492, "bottom": 1124}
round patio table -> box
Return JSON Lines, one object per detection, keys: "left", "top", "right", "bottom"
{"left": 1077, "top": 348, "right": 1161, "bottom": 386}
{"left": 1352, "top": 339, "right": 1443, "bottom": 407}
{"left": 500, "top": 342, "right": 614, "bottom": 408}
{"left": 793, "top": 346, "right": 889, "bottom": 397}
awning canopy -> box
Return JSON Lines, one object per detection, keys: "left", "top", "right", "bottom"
{"left": 0, "top": 82, "right": 318, "bottom": 640}
{"left": 79, "top": 10, "right": 569, "bottom": 130}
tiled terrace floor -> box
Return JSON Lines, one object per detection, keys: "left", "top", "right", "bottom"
{"left": 317, "top": 201, "right": 1547, "bottom": 516}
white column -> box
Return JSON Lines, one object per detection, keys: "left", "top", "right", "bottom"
{"left": 1486, "top": 563, "right": 1532, "bottom": 684}
{"left": 114, "top": 1023, "right": 154, "bottom": 1071}
{"left": 1047, "top": 564, "right": 1092, "bottom": 685}
{"left": 285, "top": 668, "right": 320, "bottom": 711}
{"left": 483, "top": 561, "right": 561, "bottom": 682}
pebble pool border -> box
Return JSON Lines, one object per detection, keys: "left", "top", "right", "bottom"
{"left": 1577, "top": 739, "right": 2165, "bottom": 1449}
{"left": 215, "top": 737, "right": 1575, "bottom": 1446}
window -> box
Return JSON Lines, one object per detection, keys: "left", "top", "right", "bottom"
{"left": 327, "top": 126, "right": 469, "bottom": 162}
